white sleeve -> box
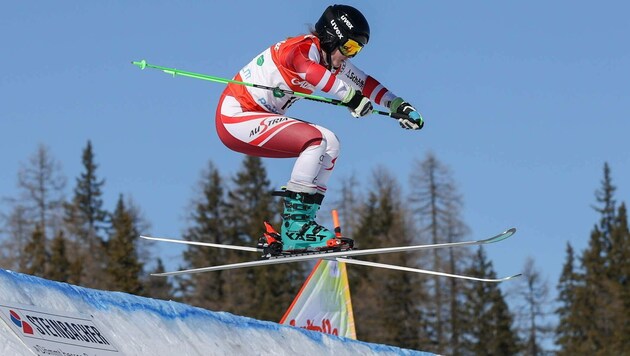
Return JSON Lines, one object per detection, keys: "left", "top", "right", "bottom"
{"left": 335, "top": 60, "right": 397, "bottom": 107}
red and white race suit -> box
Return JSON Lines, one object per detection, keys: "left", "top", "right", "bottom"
{"left": 215, "top": 35, "right": 397, "bottom": 194}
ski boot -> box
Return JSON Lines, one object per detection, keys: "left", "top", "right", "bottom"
{"left": 272, "top": 189, "right": 352, "bottom": 253}
{"left": 256, "top": 221, "right": 283, "bottom": 257}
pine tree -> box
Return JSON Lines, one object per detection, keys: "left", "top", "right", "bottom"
{"left": 444, "top": 196, "right": 470, "bottom": 355}
{"left": 0, "top": 204, "right": 31, "bottom": 270}
{"left": 47, "top": 230, "right": 71, "bottom": 282}
{"left": 573, "top": 225, "right": 610, "bottom": 353}
{"left": 555, "top": 163, "right": 630, "bottom": 354}
{"left": 555, "top": 243, "right": 582, "bottom": 354}
{"left": 2, "top": 145, "right": 65, "bottom": 272}
{"left": 144, "top": 258, "right": 174, "bottom": 300}
{"left": 515, "top": 257, "right": 552, "bottom": 355}
{"left": 16, "top": 144, "right": 67, "bottom": 238}
{"left": 65, "top": 141, "right": 108, "bottom": 235}
{"left": 460, "top": 247, "right": 520, "bottom": 355}
{"left": 67, "top": 254, "right": 84, "bottom": 286}
{"left": 593, "top": 162, "right": 615, "bottom": 253}
{"left": 332, "top": 175, "right": 363, "bottom": 238}
{"left": 604, "top": 202, "right": 630, "bottom": 353}
{"left": 609, "top": 203, "right": 630, "bottom": 284}
{"left": 23, "top": 224, "right": 48, "bottom": 276}
{"left": 180, "top": 161, "right": 233, "bottom": 310}
{"left": 224, "top": 156, "right": 303, "bottom": 320}
{"left": 63, "top": 140, "right": 108, "bottom": 287}
{"left": 408, "top": 152, "right": 470, "bottom": 353}
{"left": 349, "top": 168, "right": 429, "bottom": 350}
{"left": 106, "top": 194, "right": 143, "bottom": 294}
{"left": 580, "top": 164, "right": 624, "bottom": 352}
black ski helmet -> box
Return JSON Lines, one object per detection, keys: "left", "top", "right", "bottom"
{"left": 315, "top": 5, "right": 370, "bottom": 56}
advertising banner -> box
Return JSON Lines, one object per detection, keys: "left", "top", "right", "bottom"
{"left": 280, "top": 260, "right": 356, "bottom": 339}
{"left": 0, "top": 301, "right": 119, "bottom": 355}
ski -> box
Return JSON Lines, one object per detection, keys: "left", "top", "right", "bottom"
{"left": 140, "top": 235, "right": 258, "bottom": 252}
{"left": 149, "top": 227, "right": 516, "bottom": 277}
{"left": 336, "top": 258, "right": 521, "bottom": 282}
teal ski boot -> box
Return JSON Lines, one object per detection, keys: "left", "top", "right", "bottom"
{"left": 274, "top": 190, "right": 337, "bottom": 252}
{"left": 258, "top": 189, "right": 354, "bottom": 257}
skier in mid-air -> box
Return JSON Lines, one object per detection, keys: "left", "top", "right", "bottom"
{"left": 215, "top": 4, "right": 423, "bottom": 254}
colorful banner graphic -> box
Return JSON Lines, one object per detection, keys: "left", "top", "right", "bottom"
{"left": 280, "top": 260, "right": 356, "bottom": 339}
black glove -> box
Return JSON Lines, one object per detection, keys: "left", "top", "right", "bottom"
{"left": 390, "top": 97, "right": 424, "bottom": 130}
{"left": 342, "top": 88, "right": 373, "bottom": 118}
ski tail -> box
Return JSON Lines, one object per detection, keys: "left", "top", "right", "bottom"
{"left": 336, "top": 258, "right": 522, "bottom": 283}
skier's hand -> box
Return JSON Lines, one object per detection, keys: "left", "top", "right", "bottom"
{"left": 342, "top": 88, "right": 373, "bottom": 118}
{"left": 390, "top": 97, "right": 424, "bottom": 130}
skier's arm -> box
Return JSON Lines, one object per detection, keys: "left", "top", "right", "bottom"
{"left": 335, "top": 60, "right": 395, "bottom": 107}
{"left": 338, "top": 61, "right": 424, "bottom": 130}
{"left": 286, "top": 44, "right": 372, "bottom": 117}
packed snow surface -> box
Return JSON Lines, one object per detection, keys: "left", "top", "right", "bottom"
{"left": 0, "top": 269, "right": 432, "bottom": 355}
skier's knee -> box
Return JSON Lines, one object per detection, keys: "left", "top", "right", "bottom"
{"left": 324, "top": 135, "right": 340, "bottom": 158}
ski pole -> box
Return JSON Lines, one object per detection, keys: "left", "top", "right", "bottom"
{"left": 131, "top": 59, "right": 416, "bottom": 122}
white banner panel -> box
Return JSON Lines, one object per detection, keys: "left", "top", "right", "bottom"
{"left": 0, "top": 302, "right": 119, "bottom": 355}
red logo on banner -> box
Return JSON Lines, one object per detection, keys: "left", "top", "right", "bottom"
{"left": 289, "top": 318, "right": 338, "bottom": 336}
{"left": 9, "top": 310, "right": 34, "bottom": 335}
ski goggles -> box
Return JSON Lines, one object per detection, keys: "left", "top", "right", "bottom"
{"left": 339, "top": 38, "right": 364, "bottom": 57}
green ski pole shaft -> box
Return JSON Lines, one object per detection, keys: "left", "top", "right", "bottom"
{"left": 131, "top": 59, "right": 414, "bottom": 121}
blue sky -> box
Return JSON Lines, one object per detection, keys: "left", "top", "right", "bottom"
{"left": 2, "top": 1, "right": 629, "bottom": 299}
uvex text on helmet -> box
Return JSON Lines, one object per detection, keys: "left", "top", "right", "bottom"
{"left": 314, "top": 5, "right": 370, "bottom": 55}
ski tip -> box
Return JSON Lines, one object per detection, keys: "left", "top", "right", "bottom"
{"left": 502, "top": 227, "right": 516, "bottom": 239}
{"left": 503, "top": 273, "right": 522, "bottom": 281}
{"left": 132, "top": 59, "right": 147, "bottom": 70}
{"left": 484, "top": 227, "right": 517, "bottom": 244}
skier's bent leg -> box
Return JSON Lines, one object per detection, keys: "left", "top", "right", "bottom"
{"left": 312, "top": 125, "right": 340, "bottom": 195}
{"left": 286, "top": 139, "right": 327, "bottom": 194}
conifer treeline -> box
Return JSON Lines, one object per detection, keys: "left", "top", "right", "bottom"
{"left": 0, "top": 142, "right": 168, "bottom": 296}
{"left": 1, "top": 143, "right": 628, "bottom": 354}
{"left": 555, "top": 163, "right": 630, "bottom": 354}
